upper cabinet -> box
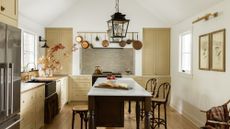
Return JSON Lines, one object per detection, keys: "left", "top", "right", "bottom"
{"left": 45, "top": 28, "right": 73, "bottom": 75}
{"left": 142, "top": 28, "right": 170, "bottom": 76}
{"left": 0, "top": 0, "right": 18, "bottom": 26}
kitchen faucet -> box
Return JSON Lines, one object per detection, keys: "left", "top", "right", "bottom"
{"left": 25, "top": 63, "right": 37, "bottom": 72}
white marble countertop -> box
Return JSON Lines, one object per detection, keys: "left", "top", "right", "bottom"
{"left": 34, "top": 75, "right": 68, "bottom": 81}
{"left": 88, "top": 78, "right": 152, "bottom": 97}
{"left": 21, "top": 82, "right": 45, "bottom": 93}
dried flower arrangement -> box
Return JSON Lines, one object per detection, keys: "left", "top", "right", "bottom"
{"left": 38, "top": 43, "right": 77, "bottom": 77}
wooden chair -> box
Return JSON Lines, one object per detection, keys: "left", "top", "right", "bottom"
{"left": 140, "top": 78, "right": 158, "bottom": 120}
{"left": 200, "top": 100, "right": 230, "bottom": 129}
{"left": 72, "top": 105, "right": 88, "bottom": 129}
{"left": 151, "top": 82, "right": 171, "bottom": 129}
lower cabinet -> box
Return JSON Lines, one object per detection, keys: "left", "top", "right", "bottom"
{"left": 20, "top": 85, "right": 45, "bottom": 129}
{"left": 69, "top": 75, "right": 92, "bottom": 102}
{"left": 123, "top": 75, "right": 171, "bottom": 89}
{"left": 56, "top": 77, "right": 68, "bottom": 111}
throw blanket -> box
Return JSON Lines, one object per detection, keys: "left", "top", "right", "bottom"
{"left": 207, "top": 104, "right": 229, "bottom": 122}
{"left": 203, "top": 104, "right": 229, "bottom": 129}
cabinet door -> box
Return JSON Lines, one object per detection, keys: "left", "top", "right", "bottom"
{"left": 56, "top": 80, "right": 61, "bottom": 109}
{"left": 45, "top": 28, "right": 73, "bottom": 74}
{"left": 60, "top": 77, "right": 68, "bottom": 108}
{"left": 35, "top": 86, "right": 44, "bottom": 129}
{"left": 142, "top": 28, "right": 170, "bottom": 76}
{"left": 155, "top": 29, "right": 170, "bottom": 75}
{"left": 143, "top": 29, "right": 155, "bottom": 75}
{"left": 0, "top": 0, "right": 17, "bottom": 20}
{"left": 20, "top": 90, "right": 36, "bottom": 129}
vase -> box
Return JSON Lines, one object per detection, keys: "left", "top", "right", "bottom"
{"left": 45, "top": 69, "right": 53, "bottom": 77}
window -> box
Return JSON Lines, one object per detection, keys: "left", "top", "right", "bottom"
{"left": 21, "top": 32, "right": 37, "bottom": 72}
{"left": 179, "top": 31, "right": 192, "bottom": 74}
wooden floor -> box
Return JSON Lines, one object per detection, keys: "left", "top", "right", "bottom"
{"left": 44, "top": 102, "right": 198, "bottom": 129}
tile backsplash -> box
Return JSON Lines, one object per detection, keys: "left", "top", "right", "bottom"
{"left": 81, "top": 48, "right": 134, "bottom": 74}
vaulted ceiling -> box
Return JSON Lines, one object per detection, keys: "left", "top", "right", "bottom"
{"left": 19, "top": 0, "right": 223, "bottom": 26}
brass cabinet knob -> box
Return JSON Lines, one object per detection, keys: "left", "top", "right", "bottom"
{"left": 1, "top": 6, "right": 5, "bottom": 11}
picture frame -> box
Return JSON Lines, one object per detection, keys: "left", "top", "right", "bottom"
{"left": 210, "top": 29, "right": 226, "bottom": 72}
{"left": 199, "top": 34, "right": 210, "bottom": 70}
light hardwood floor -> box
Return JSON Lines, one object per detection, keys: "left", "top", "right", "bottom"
{"left": 44, "top": 102, "right": 198, "bottom": 129}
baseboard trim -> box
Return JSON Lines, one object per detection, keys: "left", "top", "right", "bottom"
{"left": 170, "top": 103, "right": 203, "bottom": 128}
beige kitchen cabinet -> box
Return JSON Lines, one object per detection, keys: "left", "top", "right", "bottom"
{"left": 35, "top": 86, "right": 45, "bottom": 129}
{"left": 0, "top": 0, "right": 18, "bottom": 26}
{"left": 141, "top": 75, "right": 171, "bottom": 87}
{"left": 123, "top": 75, "right": 171, "bottom": 89}
{"left": 56, "top": 77, "right": 68, "bottom": 110}
{"left": 143, "top": 28, "right": 170, "bottom": 76}
{"left": 20, "top": 85, "right": 45, "bottom": 129}
{"left": 60, "top": 77, "right": 68, "bottom": 107}
{"left": 69, "top": 75, "right": 92, "bottom": 102}
{"left": 45, "top": 28, "right": 73, "bottom": 75}
{"left": 56, "top": 79, "right": 61, "bottom": 109}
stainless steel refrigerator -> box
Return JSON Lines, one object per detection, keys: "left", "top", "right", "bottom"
{"left": 0, "top": 22, "right": 21, "bottom": 129}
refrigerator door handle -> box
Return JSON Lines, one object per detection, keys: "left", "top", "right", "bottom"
{"left": 6, "top": 63, "right": 9, "bottom": 116}
{"left": 9, "top": 63, "right": 14, "bottom": 114}
{"left": 0, "top": 63, "right": 6, "bottom": 112}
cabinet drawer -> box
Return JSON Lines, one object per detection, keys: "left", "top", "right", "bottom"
{"left": 72, "top": 89, "right": 88, "bottom": 95}
{"left": 36, "top": 86, "right": 45, "bottom": 101}
{"left": 20, "top": 107, "right": 36, "bottom": 129}
{"left": 72, "top": 95, "right": 88, "bottom": 101}
{"left": 72, "top": 86, "right": 90, "bottom": 92}
{"left": 71, "top": 76, "right": 91, "bottom": 80}
{"left": 21, "top": 91, "right": 35, "bottom": 110}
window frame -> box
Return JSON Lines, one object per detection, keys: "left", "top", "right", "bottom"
{"left": 21, "top": 30, "right": 38, "bottom": 72}
{"left": 179, "top": 31, "right": 193, "bottom": 75}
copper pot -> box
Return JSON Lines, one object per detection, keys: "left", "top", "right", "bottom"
{"left": 132, "top": 40, "right": 143, "bottom": 50}
{"left": 75, "top": 36, "right": 83, "bottom": 43}
{"left": 126, "top": 39, "right": 133, "bottom": 44}
{"left": 119, "top": 40, "right": 126, "bottom": 47}
{"left": 81, "top": 40, "right": 89, "bottom": 49}
{"left": 102, "top": 40, "right": 109, "bottom": 47}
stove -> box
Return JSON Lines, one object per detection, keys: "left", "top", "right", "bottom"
{"left": 26, "top": 79, "right": 58, "bottom": 123}
{"left": 26, "top": 79, "right": 56, "bottom": 97}
{"left": 92, "top": 72, "right": 122, "bottom": 86}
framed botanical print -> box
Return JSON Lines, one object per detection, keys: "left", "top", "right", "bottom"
{"left": 199, "top": 34, "right": 210, "bottom": 70}
{"left": 210, "top": 29, "right": 226, "bottom": 72}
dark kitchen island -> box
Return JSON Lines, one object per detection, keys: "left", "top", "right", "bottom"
{"left": 88, "top": 78, "right": 152, "bottom": 129}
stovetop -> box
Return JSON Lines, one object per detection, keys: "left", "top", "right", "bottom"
{"left": 93, "top": 72, "right": 122, "bottom": 77}
{"left": 92, "top": 72, "right": 122, "bottom": 86}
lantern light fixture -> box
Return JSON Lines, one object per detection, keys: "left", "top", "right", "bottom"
{"left": 107, "top": 0, "right": 129, "bottom": 39}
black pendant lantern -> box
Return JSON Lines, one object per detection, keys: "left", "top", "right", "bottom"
{"left": 107, "top": 0, "right": 129, "bottom": 38}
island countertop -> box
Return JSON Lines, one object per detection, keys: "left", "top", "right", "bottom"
{"left": 88, "top": 78, "right": 152, "bottom": 97}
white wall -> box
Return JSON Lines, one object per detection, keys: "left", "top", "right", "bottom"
{"left": 170, "top": 0, "right": 230, "bottom": 126}
{"left": 47, "top": 0, "right": 169, "bottom": 75}
{"left": 18, "top": 14, "right": 45, "bottom": 60}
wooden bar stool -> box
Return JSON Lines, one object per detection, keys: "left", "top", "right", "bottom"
{"left": 140, "top": 78, "right": 157, "bottom": 120}
{"left": 72, "top": 105, "right": 88, "bottom": 129}
{"left": 151, "top": 82, "right": 171, "bottom": 129}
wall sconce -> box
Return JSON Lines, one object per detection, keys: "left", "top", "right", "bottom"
{"left": 39, "top": 36, "right": 49, "bottom": 48}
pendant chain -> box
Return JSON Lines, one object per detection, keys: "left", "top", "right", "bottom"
{"left": 115, "top": 0, "right": 119, "bottom": 12}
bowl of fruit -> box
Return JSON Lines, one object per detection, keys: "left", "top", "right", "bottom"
{"left": 107, "top": 75, "right": 116, "bottom": 83}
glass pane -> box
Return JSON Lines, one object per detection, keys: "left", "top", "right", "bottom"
{"left": 23, "top": 32, "right": 36, "bottom": 71}
{"left": 182, "top": 33, "right": 191, "bottom": 53}
{"left": 181, "top": 53, "right": 191, "bottom": 71}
